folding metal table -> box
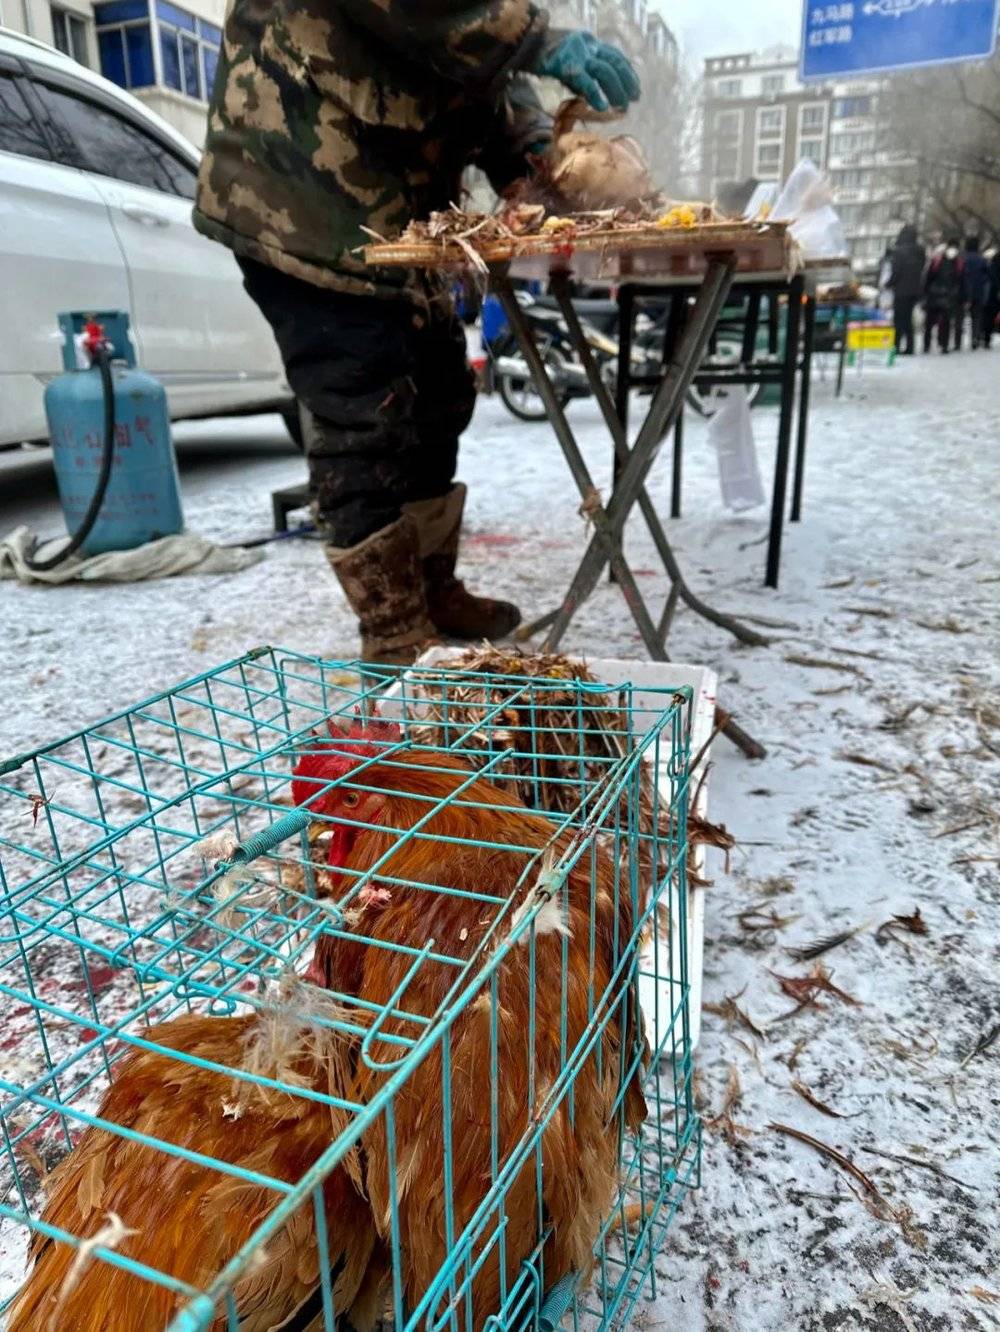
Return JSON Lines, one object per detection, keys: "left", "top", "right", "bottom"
{"left": 366, "top": 223, "right": 805, "bottom": 758}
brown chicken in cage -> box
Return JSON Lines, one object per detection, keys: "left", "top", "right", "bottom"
{"left": 8, "top": 1000, "right": 386, "bottom": 1332}
{"left": 293, "top": 716, "right": 648, "bottom": 1330}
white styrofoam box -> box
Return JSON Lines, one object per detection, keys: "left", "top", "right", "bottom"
{"left": 382, "top": 650, "right": 717, "bottom": 1053}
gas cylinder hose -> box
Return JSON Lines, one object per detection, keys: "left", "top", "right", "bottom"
{"left": 25, "top": 345, "right": 116, "bottom": 572}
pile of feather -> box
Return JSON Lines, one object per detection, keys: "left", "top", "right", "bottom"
{"left": 404, "top": 646, "right": 734, "bottom": 889}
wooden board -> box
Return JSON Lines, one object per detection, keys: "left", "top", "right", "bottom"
{"left": 365, "top": 221, "right": 799, "bottom": 283}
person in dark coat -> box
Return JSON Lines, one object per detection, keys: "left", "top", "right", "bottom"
{"left": 985, "top": 250, "right": 1000, "bottom": 350}
{"left": 923, "top": 238, "right": 964, "bottom": 353}
{"left": 961, "top": 236, "right": 991, "bottom": 349}
{"left": 887, "top": 224, "right": 925, "bottom": 355}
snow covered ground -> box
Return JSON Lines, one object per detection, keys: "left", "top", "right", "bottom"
{"left": 1, "top": 348, "right": 998, "bottom": 1329}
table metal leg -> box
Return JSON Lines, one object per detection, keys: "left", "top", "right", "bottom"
{"left": 767, "top": 294, "right": 780, "bottom": 355}
{"left": 765, "top": 275, "right": 804, "bottom": 589}
{"left": 671, "top": 411, "right": 683, "bottom": 519}
{"left": 610, "top": 285, "right": 636, "bottom": 585}
{"left": 835, "top": 301, "right": 848, "bottom": 398}
{"left": 549, "top": 274, "right": 766, "bottom": 649}
{"left": 543, "top": 257, "right": 741, "bottom": 649}
{"left": 742, "top": 291, "right": 761, "bottom": 366}
{"left": 500, "top": 263, "right": 769, "bottom": 758}
{"left": 790, "top": 295, "right": 816, "bottom": 523}
{"left": 614, "top": 284, "right": 634, "bottom": 437}
{"left": 494, "top": 278, "right": 668, "bottom": 657}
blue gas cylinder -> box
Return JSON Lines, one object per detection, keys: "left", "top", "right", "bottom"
{"left": 44, "top": 311, "right": 183, "bottom": 556}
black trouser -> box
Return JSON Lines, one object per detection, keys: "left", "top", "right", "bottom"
{"left": 239, "top": 257, "right": 475, "bottom": 547}
{"left": 923, "top": 304, "right": 953, "bottom": 353}
{"left": 893, "top": 295, "right": 917, "bottom": 354}
{"left": 985, "top": 300, "right": 998, "bottom": 348}
{"left": 967, "top": 302, "right": 985, "bottom": 348}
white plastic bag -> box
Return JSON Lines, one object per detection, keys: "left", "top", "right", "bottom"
{"left": 707, "top": 388, "right": 765, "bottom": 513}
{"left": 743, "top": 181, "right": 780, "bottom": 220}
{"left": 771, "top": 159, "right": 847, "bottom": 260}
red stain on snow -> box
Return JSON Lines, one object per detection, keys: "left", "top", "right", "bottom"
{"left": 465, "top": 533, "right": 520, "bottom": 548}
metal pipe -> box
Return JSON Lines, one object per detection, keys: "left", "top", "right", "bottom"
{"left": 790, "top": 293, "right": 816, "bottom": 522}
{"left": 765, "top": 276, "right": 805, "bottom": 588}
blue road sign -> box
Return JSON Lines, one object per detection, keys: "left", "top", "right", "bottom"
{"left": 801, "top": 0, "right": 999, "bottom": 80}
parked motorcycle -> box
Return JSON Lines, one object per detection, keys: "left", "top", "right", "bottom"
{"left": 486, "top": 290, "right": 661, "bottom": 422}
{"left": 485, "top": 290, "right": 763, "bottom": 422}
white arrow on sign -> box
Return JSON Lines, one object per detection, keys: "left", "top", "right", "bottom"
{"left": 862, "top": 0, "right": 935, "bottom": 15}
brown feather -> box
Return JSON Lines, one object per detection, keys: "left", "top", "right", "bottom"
{"left": 311, "top": 748, "right": 648, "bottom": 1329}
{"left": 8, "top": 1008, "right": 386, "bottom": 1332}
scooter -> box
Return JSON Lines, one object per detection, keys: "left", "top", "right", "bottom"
{"left": 486, "top": 290, "right": 664, "bottom": 422}
{"left": 486, "top": 290, "right": 760, "bottom": 422}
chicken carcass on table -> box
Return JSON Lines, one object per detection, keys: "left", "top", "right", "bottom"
{"left": 9, "top": 1003, "right": 386, "bottom": 1332}
{"left": 293, "top": 717, "right": 648, "bottom": 1330}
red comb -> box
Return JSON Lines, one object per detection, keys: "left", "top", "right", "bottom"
{"left": 291, "top": 713, "right": 402, "bottom": 809}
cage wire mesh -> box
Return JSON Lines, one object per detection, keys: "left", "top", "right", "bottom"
{"left": 0, "top": 647, "right": 701, "bottom": 1331}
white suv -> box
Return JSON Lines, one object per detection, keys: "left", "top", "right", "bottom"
{"left": 0, "top": 26, "right": 297, "bottom": 448}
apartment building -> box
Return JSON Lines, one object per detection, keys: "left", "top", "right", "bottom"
{"left": 700, "top": 45, "right": 918, "bottom": 272}
{"left": 3, "top": 0, "right": 225, "bottom": 143}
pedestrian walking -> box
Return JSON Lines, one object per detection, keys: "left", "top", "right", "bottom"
{"left": 961, "top": 236, "right": 991, "bottom": 349}
{"left": 985, "top": 249, "right": 1000, "bottom": 350}
{"left": 923, "top": 238, "right": 964, "bottom": 354}
{"left": 887, "top": 224, "right": 925, "bottom": 355}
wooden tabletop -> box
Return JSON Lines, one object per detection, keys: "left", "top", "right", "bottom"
{"left": 365, "top": 221, "right": 800, "bottom": 283}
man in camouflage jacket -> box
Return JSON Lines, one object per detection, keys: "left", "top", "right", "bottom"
{"left": 194, "top": 0, "right": 638, "bottom": 664}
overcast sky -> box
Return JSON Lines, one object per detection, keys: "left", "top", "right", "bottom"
{"left": 655, "top": 0, "right": 804, "bottom": 66}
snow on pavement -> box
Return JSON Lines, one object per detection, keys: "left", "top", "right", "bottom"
{"left": 1, "top": 350, "right": 998, "bottom": 1329}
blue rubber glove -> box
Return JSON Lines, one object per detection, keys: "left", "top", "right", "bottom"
{"left": 533, "top": 31, "right": 641, "bottom": 112}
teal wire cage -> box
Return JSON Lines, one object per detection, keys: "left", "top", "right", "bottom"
{"left": 0, "top": 647, "right": 701, "bottom": 1331}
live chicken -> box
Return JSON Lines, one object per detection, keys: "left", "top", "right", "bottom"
{"left": 9, "top": 1003, "right": 385, "bottom": 1332}
{"left": 293, "top": 717, "right": 648, "bottom": 1330}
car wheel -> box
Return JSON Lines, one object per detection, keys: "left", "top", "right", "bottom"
{"left": 494, "top": 334, "right": 571, "bottom": 422}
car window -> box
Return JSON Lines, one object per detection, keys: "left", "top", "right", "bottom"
{"left": 0, "top": 72, "right": 53, "bottom": 163}
{"left": 29, "top": 80, "right": 197, "bottom": 198}
{"left": 143, "top": 135, "right": 199, "bottom": 200}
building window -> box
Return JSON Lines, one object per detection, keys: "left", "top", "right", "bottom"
{"left": 829, "top": 130, "right": 876, "bottom": 158}
{"left": 797, "top": 101, "right": 827, "bottom": 165}
{"left": 759, "top": 108, "right": 783, "bottom": 133}
{"left": 833, "top": 94, "right": 874, "bottom": 119}
{"left": 762, "top": 74, "right": 785, "bottom": 95}
{"left": 718, "top": 78, "right": 743, "bottom": 97}
{"left": 630, "top": 0, "right": 649, "bottom": 35}
{"left": 754, "top": 103, "right": 786, "bottom": 179}
{"left": 715, "top": 109, "right": 741, "bottom": 136}
{"left": 831, "top": 167, "right": 870, "bottom": 189}
{"left": 51, "top": 6, "right": 90, "bottom": 65}
{"left": 756, "top": 142, "right": 782, "bottom": 170}
{"left": 94, "top": 0, "right": 221, "bottom": 101}
{"left": 711, "top": 108, "right": 742, "bottom": 182}
{"left": 649, "top": 18, "right": 669, "bottom": 57}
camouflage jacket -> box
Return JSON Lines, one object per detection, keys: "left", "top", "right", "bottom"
{"left": 192, "top": 0, "right": 549, "bottom": 300}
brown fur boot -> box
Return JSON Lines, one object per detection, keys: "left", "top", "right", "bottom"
{"left": 325, "top": 516, "right": 439, "bottom": 666}
{"left": 404, "top": 484, "right": 521, "bottom": 641}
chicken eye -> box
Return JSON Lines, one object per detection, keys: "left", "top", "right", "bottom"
{"left": 342, "top": 791, "right": 360, "bottom": 810}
